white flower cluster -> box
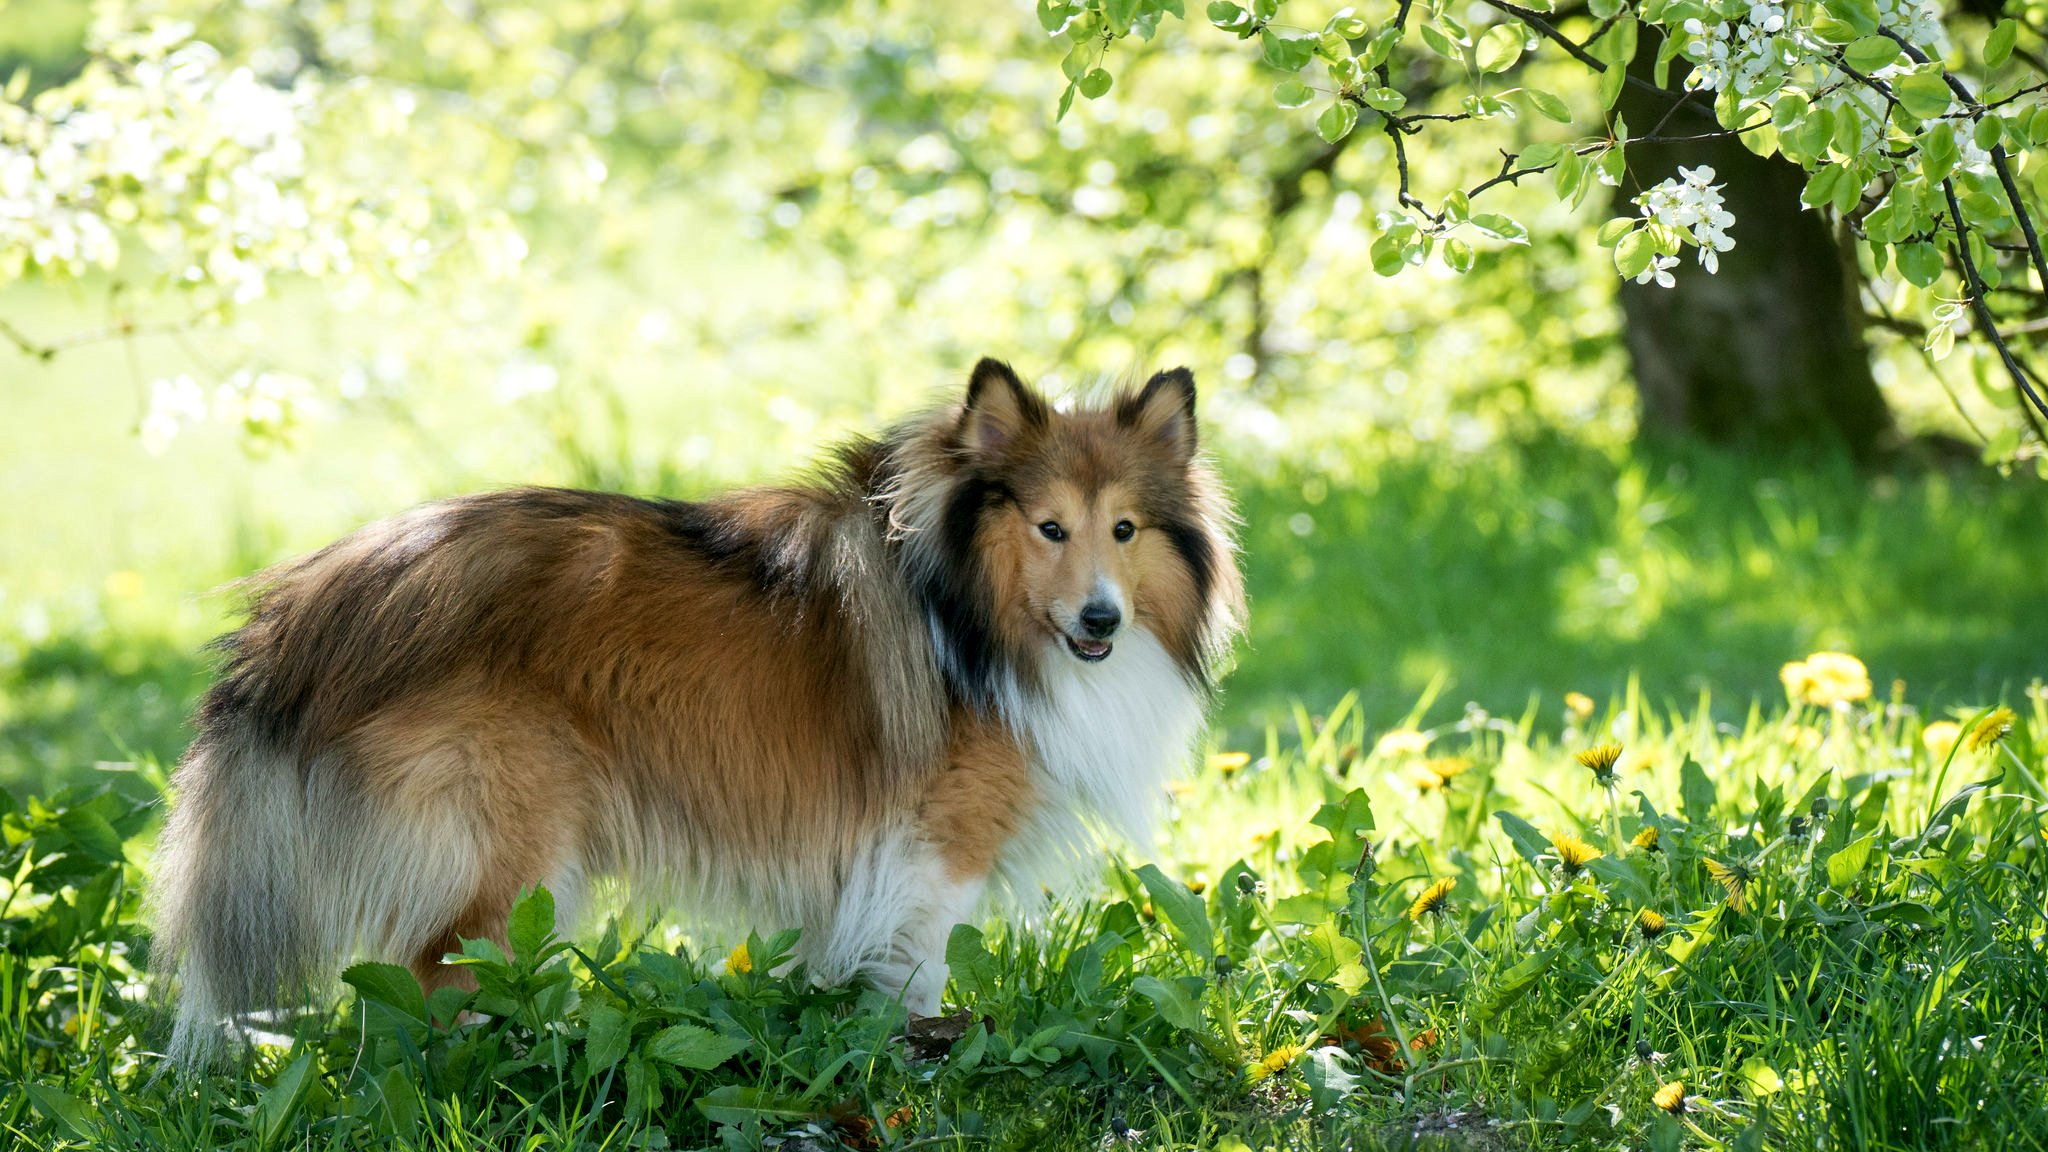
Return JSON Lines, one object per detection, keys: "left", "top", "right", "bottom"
{"left": 0, "top": 23, "right": 336, "bottom": 293}
{"left": 1634, "top": 166, "right": 1737, "bottom": 285}
{"left": 140, "top": 367, "right": 314, "bottom": 453}
{"left": 1680, "top": 3, "right": 1792, "bottom": 95}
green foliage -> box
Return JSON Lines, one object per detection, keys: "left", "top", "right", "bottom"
{"left": 3, "top": 678, "right": 2046, "bottom": 1148}
{"left": 1046, "top": 0, "right": 2048, "bottom": 459}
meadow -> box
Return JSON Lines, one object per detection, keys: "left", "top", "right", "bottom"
{"left": 5, "top": 1, "right": 2048, "bottom": 1143}
{"left": 4, "top": 344, "right": 2047, "bottom": 1148}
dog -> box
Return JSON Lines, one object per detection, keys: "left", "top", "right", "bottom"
{"left": 148, "top": 358, "right": 1243, "bottom": 1062}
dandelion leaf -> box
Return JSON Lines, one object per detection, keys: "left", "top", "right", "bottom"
{"left": 1679, "top": 756, "right": 1716, "bottom": 827}
{"left": 1493, "top": 810, "right": 1551, "bottom": 869}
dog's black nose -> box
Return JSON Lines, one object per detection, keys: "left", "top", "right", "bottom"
{"left": 1079, "top": 601, "right": 1121, "bottom": 640}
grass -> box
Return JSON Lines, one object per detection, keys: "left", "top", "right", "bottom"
{"left": 2, "top": 679, "right": 2044, "bottom": 1150}
{"left": 7, "top": 429, "right": 2047, "bottom": 795}
{"left": 4, "top": 268, "right": 2046, "bottom": 1151}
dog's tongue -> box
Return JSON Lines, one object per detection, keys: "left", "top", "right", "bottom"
{"left": 1074, "top": 639, "right": 1109, "bottom": 657}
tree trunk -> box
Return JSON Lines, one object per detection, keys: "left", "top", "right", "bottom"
{"left": 1614, "top": 75, "right": 1894, "bottom": 458}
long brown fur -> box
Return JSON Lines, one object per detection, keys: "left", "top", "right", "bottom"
{"left": 148, "top": 359, "right": 1243, "bottom": 1062}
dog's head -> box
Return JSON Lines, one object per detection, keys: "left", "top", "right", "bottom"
{"left": 951, "top": 358, "right": 1221, "bottom": 672}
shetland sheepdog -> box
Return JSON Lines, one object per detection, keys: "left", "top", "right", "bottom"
{"left": 149, "top": 358, "right": 1243, "bottom": 1061}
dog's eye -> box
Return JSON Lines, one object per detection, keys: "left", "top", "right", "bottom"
{"left": 1038, "top": 521, "right": 1065, "bottom": 542}
{"left": 1113, "top": 520, "right": 1135, "bottom": 542}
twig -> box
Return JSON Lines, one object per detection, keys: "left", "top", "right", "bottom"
{"left": 1945, "top": 179, "right": 2048, "bottom": 430}
{"left": 1482, "top": 0, "right": 1716, "bottom": 117}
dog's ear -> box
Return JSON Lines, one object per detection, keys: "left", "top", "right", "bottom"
{"left": 959, "top": 358, "right": 1046, "bottom": 455}
{"left": 1119, "top": 367, "right": 1198, "bottom": 463}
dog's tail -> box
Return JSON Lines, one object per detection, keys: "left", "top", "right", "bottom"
{"left": 147, "top": 731, "right": 319, "bottom": 1065}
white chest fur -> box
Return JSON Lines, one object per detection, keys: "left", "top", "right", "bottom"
{"left": 994, "top": 629, "right": 1204, "bottom": 895}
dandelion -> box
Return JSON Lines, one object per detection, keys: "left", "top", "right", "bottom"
{"left": 1247, "top": 1042, "right": 1304, "bottom": 1081}
{"left": 1409, "top": 877, "right": 1455, "bottom": 921}
{"left": 1780, "top": 652, "right": 1872, "bottom": 708}
{"left": 1187, "top": 877, "right": 1208, "bottom": 895}
{"left": 1576, "top": 743, "right": 1625, "bottom": 786}
{"left": 1632, "top": 825, "right": 1661, "bottom": 852}
{"left": 1565, "top": 691, "right": 1596, "bottom": 722}
{"left": 1409, "top": 756, "right": 1472, "bottom": 792}
{"left": 1637, "top": 909, "right": 1668, "bottom": 939}
{"left": 1550, "top": 831, "right": 1602, "bottom": 877}
{"left": 1704, "top": 858, "right": 1752, "bottom": 913}
{"left": 1209, "top": 751, "right": 1251, "bottom": 777}
{"left": 1375, "top": 729, "right": 1432, "bottom": 757}
{"left": 1654, "top": 1080, "right": 1687, "bottom": 1114}
{"left": 1921, "top": 720, "right": 1962, "bottom": 757}
{"left": 1967, "top": 707, "right": 2016, "bottom": 752}
{"left": 726, "top": 939, "right": 753, "bottom": 975}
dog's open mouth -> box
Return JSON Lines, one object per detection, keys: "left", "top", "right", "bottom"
{"left": 1063, "top": 634, "right": 1112, "bottom": 662}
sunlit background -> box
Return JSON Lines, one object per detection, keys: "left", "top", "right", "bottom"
{"left": 2, "top": 0, "right": 2042, "bottom": 793}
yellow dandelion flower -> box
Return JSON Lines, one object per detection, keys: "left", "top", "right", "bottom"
{"left": 1575, "top": 743, "right": 1624, "bottom": 785}
{"left": 1209, "top": 751, "right": 1251, "bottom": 776}
{"left": 1780, "top": 652, "right": 1871, "bottom": 708}
{"left": 1653, "top": 1080, "right": 1686, "bottom": 1114}
{"left": 1424, "top": 755, "right": 1472, "bottom": 784}
{"left": 1565, "top": 691, "right": 1596, "bottom": 721}
{"left": 1259, "top": 1043, "right": 1305, "bottom": 1074}
{"left": 1704, "top": 858, "right": 1752, "bottom": 913}
{"left": 1405, "top": 756, "right": 1471, "bottom": 792}
{"left": 1636, "top": 909, "right": 1668, "bottom": 939}
{"left": 1187, "top": 877, "right": 1208, "bottom": 895}
{"left": 726, "top": 939, "right": 753, "bottom": 975}
{"left": 1375, "top": 728, "right": 1432, "bottom": 757}
{"left": 1632, "top": 825, "right": 1661, "bottom": 852}
{"left": 1921, "top": 720, "right": 1962, "bottom": 757}
{"left": 1967, "top": 708, "right": 2016, "bottom": 752}
{"left": 1550, "top": 831, "right": 1602, "bottom": 876}
{"left": 1408, "top": 877, "right": 1455, "bottom": 921}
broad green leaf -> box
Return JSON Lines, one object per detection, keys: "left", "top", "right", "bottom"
{"left": 1739, "top": 1057, "right": 1784, "bottom": 1097}
{"left": 584, "top": 1004, "right": 630, "bottom": 1073}
{"left": 1894, "top": 71, "right": 1954, "bottom": 120}
{"left": 1274, "top": 79, "right": 1314, "bottom": 108}
{"left": 1136, "top": 863, "right": 1214, "bottom": 961}
{"left": 1822, "top": 0, "right": 1879, "bottom": 38}
{"left": 1987, "top": 19, "right": 2018, "bottom": 67}
{"left": 1896, "top": 240, "right": 1942, "bottom": 287}
{"left": 1615, "top": 229, "right": 1654, "bottom": 278}
{"left": 1843, "top": 36, "right": 1899, "bottom": 73}
{"left": 1519, "top": 141, "right": 1564, "bottom": 169}
{"left": 1477, "top": 25, "right": 1524, "bottom": 73}
{"left": 1493, "top": 810, "right": 1551, "bottom": 868}
{"left": 945, "top": 923, "right": 999, "bottom": 1000}
{"left": 25, "top": 1085, "right": 95, "bottom": 1141}
{"left": 1363, "top": 86, "right": 1406, "bottom": 112}
{"left": 1597, "top": 217, "right": 1636, "bottom": 247}
{"left": 1207, "top": 1, "right": 1250, "bottom": 30}
{"left": 255, "top": 1052, "right": 318, "bottom": 1149}
{"left": 1522, "top": 87, "right": 1571, "bottom": 122}
{"left": 344, "top": 961, "right": 427, "bottom": 1023}
{"left": 1133, "top": 973, "right": 1205, "bottom": 1029}
{"left": 508, "top": 885, "right": 556, "bottom": 965}
{"left": 1443, "top": 237, "right": 1475, "bottom": 273}
{"left": 647, "top": 1023, "right": 750, "bottom": 1069}
{"left": 1469, "top": 212, "right": 1528, "bottom": 243}
{"left": 1679, "top": 755, "right": 1716, "bottom": 826}
{"left": 56, "top": 808, "right": 123, "bottom": 862}
{"left": 1317, "top": 100, "right": 1359, "bottom": 143}
{"left": 1370, "top": 230, "right": 1405, "bottom": 276}
{"left": 1826, "top": 834, "right": 1876, "bottom": 887}
{"left": 1078, "top": 68, "right": 1112, "bottom": 98}
{"left": 1262, "top": 28, "right": 1317, "bottom": 71}
{"left": 694, "top": 1085, "right": 812, "bottom": 1126}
